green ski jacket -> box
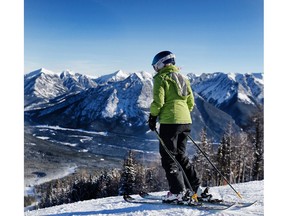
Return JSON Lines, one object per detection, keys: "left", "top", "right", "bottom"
{"left": 150, "top": 65, "right": 194, "bottom": 124}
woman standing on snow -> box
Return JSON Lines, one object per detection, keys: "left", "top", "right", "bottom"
{"left": 148, "top": 51, "right": 211, "bottom": 202}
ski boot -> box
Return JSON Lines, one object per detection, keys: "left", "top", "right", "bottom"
{"left": 162, "top": 191, "right": 185, "bottom": 204}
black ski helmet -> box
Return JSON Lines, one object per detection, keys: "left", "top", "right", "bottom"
{"left": 152, "top": 51, "right": 176, "bottom": 72}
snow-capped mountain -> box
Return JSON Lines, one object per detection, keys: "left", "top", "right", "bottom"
{"left": 24, "top": 68, "right": 67, "bottom": 109}
{"left": 188, "top": 72, "right": 264, "bottom": 128}
{"left": 25, "top": 70, "right": 154, "bottom": 135}
{"left": 60, "top": 69, "right": 98, "bottom": 91}
{"left": 24, "top": 68, "right": 97, "bottom": 110}
{"left": 93, "top": 69, "right": 130, "bottom": 84}
{"left": 24, "top": 69, "right": 263, "bottom": 141}
{"left": 188, "top": 72, "right": 263, "bottom": 107}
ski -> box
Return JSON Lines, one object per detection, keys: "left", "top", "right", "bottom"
{"left": 123, "top": 194, "right": 235, "bottom": 211}
{"left": 139, "top": 191, "right": 227, "bottom": 206}
{"left": 139, "top": 191, "right": 257, "bottom": 209}
{"left": 233, "top": 200, "right": 257, "bottom": 208}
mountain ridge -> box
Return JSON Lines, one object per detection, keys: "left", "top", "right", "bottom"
{"left": 24, "top": 68, "right": 263, "bottom": 141}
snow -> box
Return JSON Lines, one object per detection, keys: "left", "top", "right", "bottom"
{"left": 25, "top": 166, "right": 78, "bottom": 187}
{"left": 25, "top": 68, "right": 56, "bottom": 79}
{"left": 36, "top": 136, "right": 50, "bottom": 140}
{"left": 135, "top": 71, "right": 153, "bottom": 81}
{"left": 55, "top": 141, "right": 78, "bottom": 147}
{"left": 237, "top": 92, "right": 253, "bottom": 104}
{"left": 61, "top": 69, "right": 76, "bottom": 77}
{"left": 227, "top": 73, "right": 236, "bottom": 81}
{"left": 102, "top": 89, "right": 119, "bottom": 118}
{"left": 35, "top": 125, "right": 108, "bottom": 136}
{"left": 25, "top": 180, "right": 264, "bottom": 216}
{"left": 25, "top": 165, "right": 78, "bottom": 210}
{"left": 95, "top": 70, "right": 130, "bottom": 84}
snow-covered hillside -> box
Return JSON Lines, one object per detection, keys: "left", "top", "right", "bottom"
{"left": 25, "top": 180, "right": 264, "bottom": 216}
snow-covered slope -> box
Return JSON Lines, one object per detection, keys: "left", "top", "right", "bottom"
{"left": 25, "top": 180, "right": 264, "bottom": 216}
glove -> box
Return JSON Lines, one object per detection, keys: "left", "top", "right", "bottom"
{"left": 148, "top": 114, "right": 157, "bottom": 131}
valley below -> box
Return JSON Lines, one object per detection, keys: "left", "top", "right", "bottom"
{"left": 24, "top": 125, "right": 196, "bottom": 187}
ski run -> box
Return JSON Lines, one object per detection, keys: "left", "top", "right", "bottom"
{"left": 25, "top": 180, "right": 264, "bottom": 216}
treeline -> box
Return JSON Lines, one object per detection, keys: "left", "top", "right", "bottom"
{"left": 29, "top": 157, "right": 168, "bottom": 209}
{"left": 28, "top": 110, "right": 263, "bottom": 209}
{"left": 119, "top": 110, "right": 264, "bottom": 196}
{"left": 193, "top": 110, "right": 264, "bottom": 186}
{"left": 34, "top": 169, "right": 120, "bottom": 208}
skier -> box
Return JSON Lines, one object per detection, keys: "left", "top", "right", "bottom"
{"left": 148, "top": 51, "right": 212, "bottom": 203}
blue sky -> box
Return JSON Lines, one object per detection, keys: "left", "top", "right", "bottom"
{"left": 24, "top": 0, "right": 263, "bottom": 76}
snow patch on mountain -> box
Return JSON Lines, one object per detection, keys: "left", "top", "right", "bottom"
{"left": 94, "top": 69, "right": 130, "bottom": 84}
{"left": 97, "top": 71, "right": 153, "bottom": 122}
{"left": 60, "top": 69, "right": 75, "bottom": 77}
{"left": 238, "top": 92, "right": 253, "bottom": 104}
{"left": 227, "top": 72, "right": 237, "bottom": 81}
{"left": 24, "top": 68, "right": 56, "bottom": 79}
{"left": 102, "top": 89, "right": 120, "bottom": 118}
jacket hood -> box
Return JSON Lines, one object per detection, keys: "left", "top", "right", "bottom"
{"left": 154, "top": 65, "right": 179, "bottom": 78}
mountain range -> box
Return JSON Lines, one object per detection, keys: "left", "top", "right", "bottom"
{"left": 24, "top": 68, "right": 263, "bottom": 141}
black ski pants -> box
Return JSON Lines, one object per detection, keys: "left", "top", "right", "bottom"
{"left": 159, "top": 124, "right": 200, "bottom": 194}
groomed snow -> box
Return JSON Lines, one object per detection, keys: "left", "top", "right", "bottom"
{"left": 25, "top": 180, "right": 264, "bottom": 216}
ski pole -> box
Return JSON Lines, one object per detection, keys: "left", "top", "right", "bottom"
{"left": 187, "top": 134, "right": 243, "bottom": 199}
{"left": 154, "top": 130, "right": 195, "bottom": 194}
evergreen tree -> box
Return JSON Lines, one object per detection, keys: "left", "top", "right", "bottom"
{"left": 217, "top": 123, "right": 232, "bottom": 185}
{"left": 135, "top": 162, "right": 147, "bottom": 192}
{"left": 193, "top": 127, "right": 214, "bottom": 187}
{"left": 118, "top": 150, "right": 137, "bottom": 195}
{"left": 252, "top": 109, "right": 264, "bottom": 180}
{"left": 230, "top": 132, "right": 254, "bottom": 183}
